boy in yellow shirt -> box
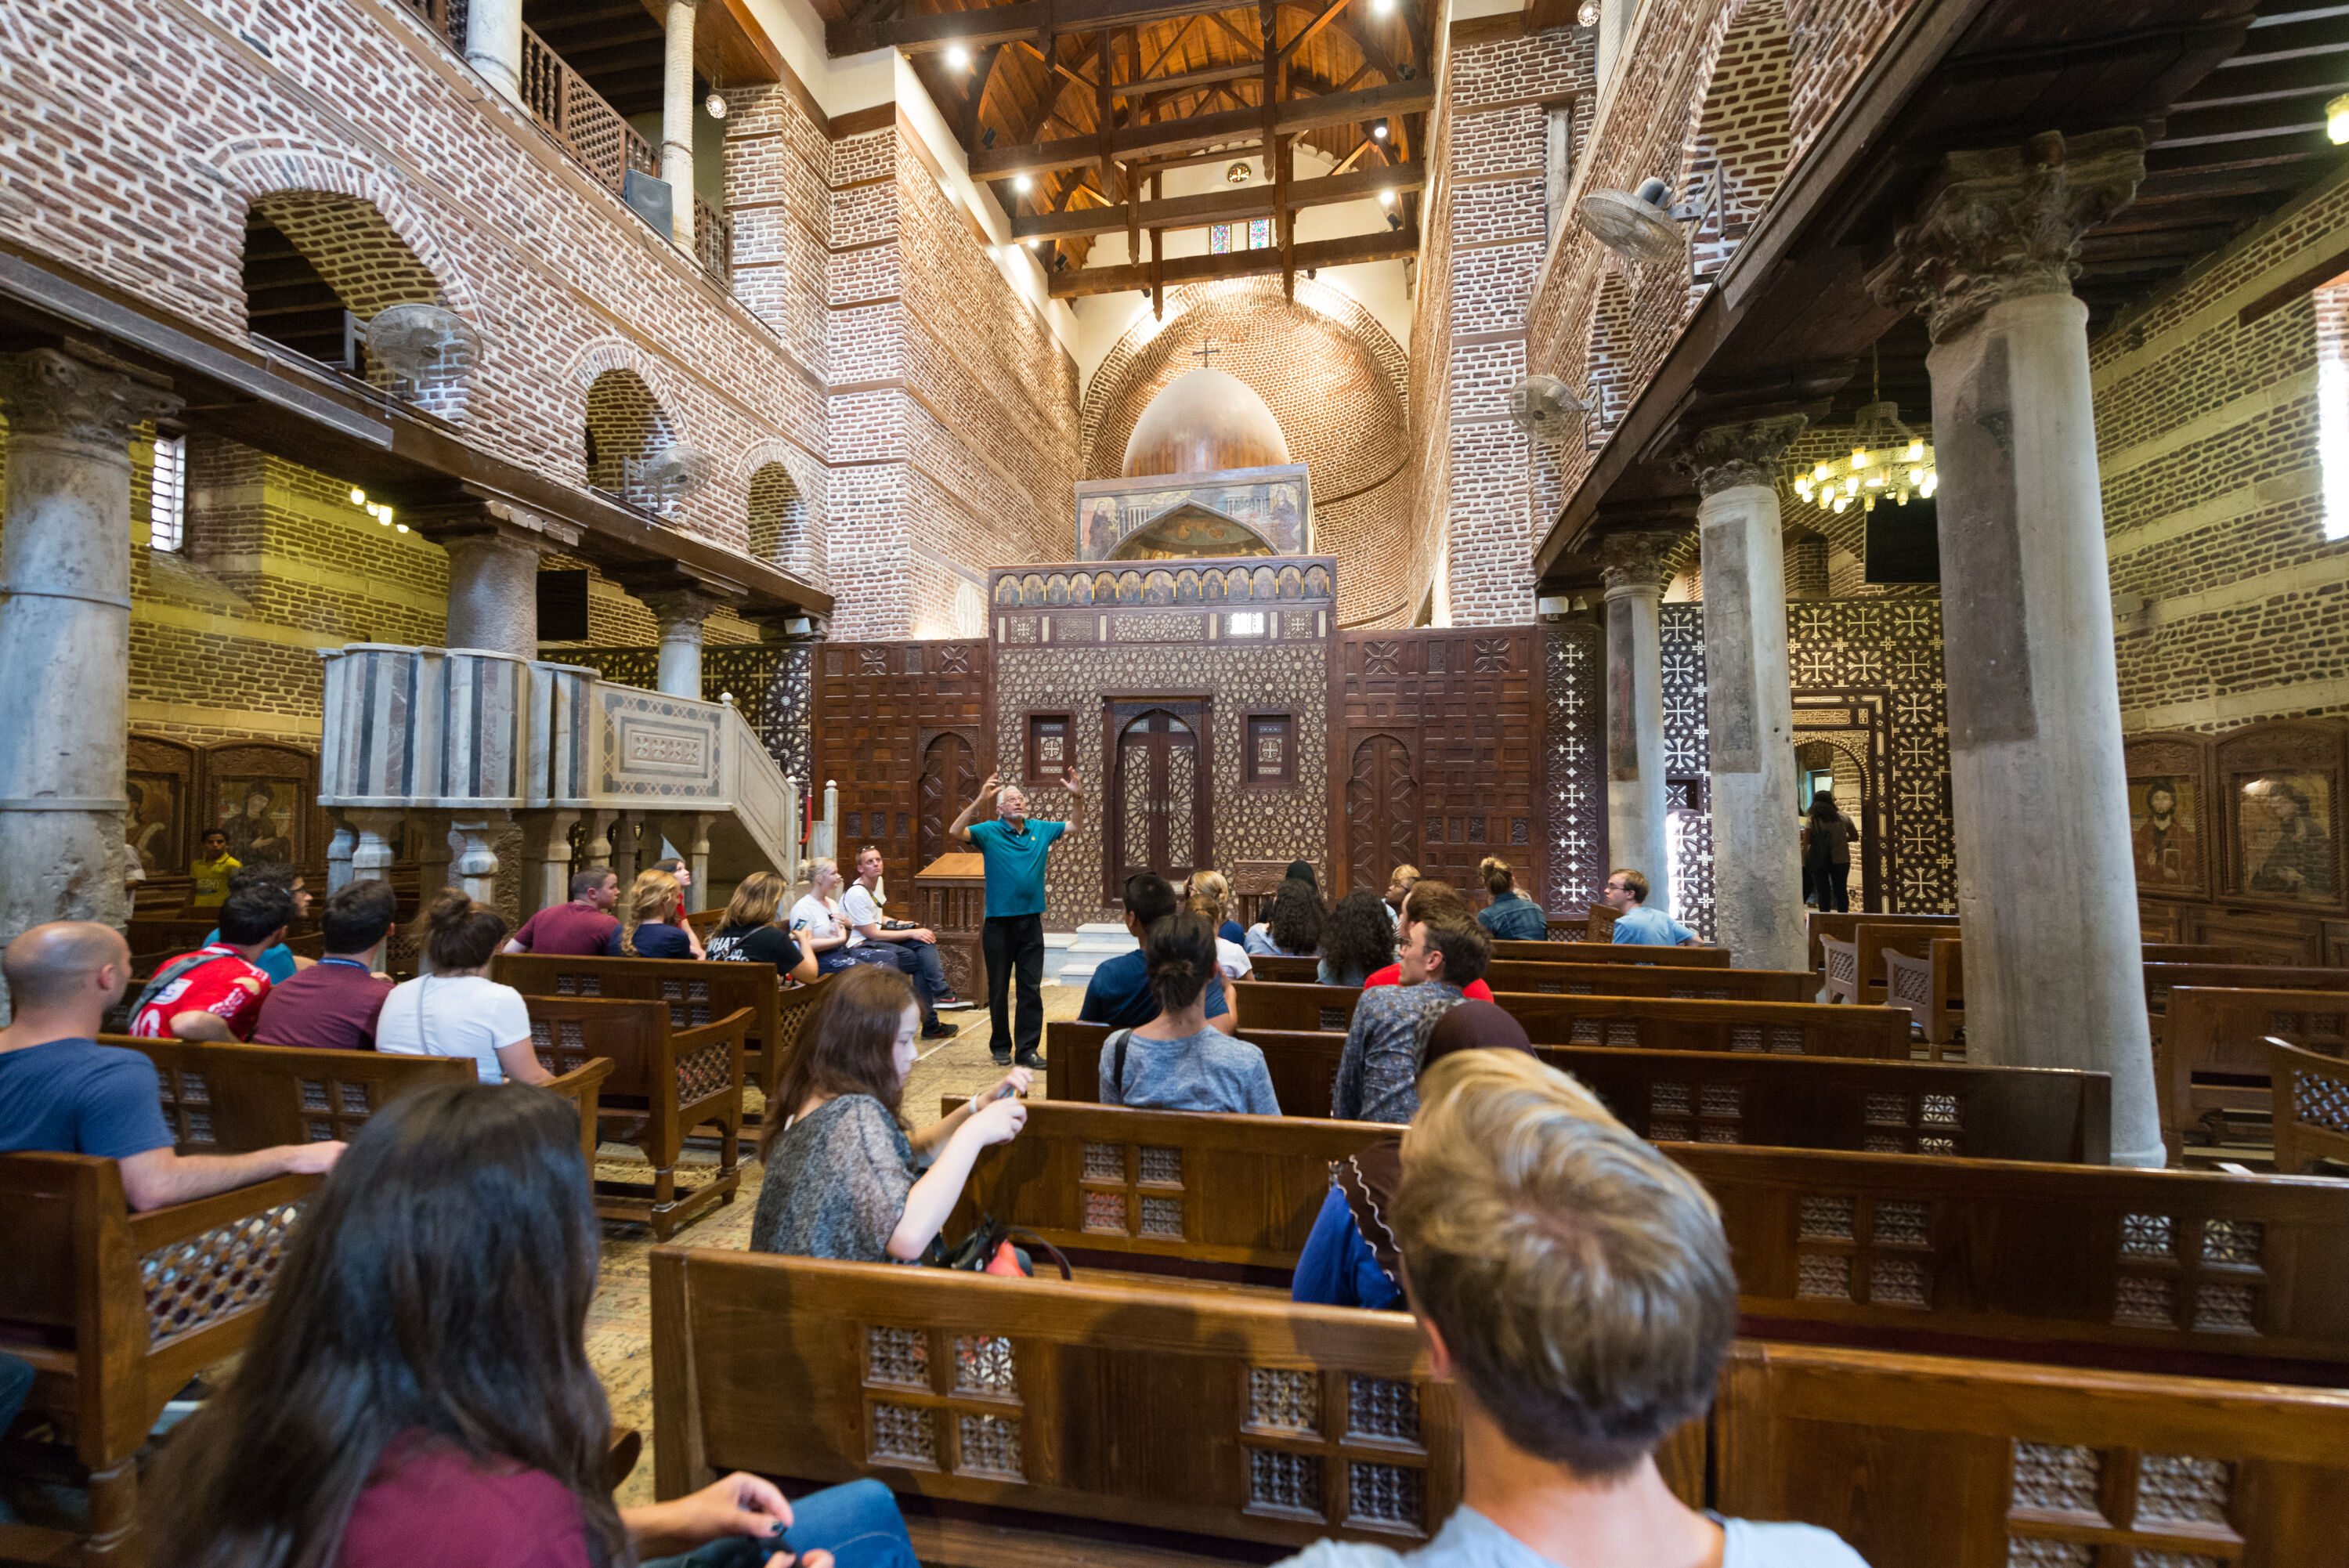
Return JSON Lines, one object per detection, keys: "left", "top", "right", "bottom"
{"left": 190, "top": 829, "right": 240, "bottom": 910}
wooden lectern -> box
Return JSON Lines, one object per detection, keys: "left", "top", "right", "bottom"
{"left": 912, "top": 852, "right": 988, "bottom": 1002}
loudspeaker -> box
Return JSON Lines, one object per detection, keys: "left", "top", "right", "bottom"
{"left": 623, "top": 169, "right": 674, "bottom": 237}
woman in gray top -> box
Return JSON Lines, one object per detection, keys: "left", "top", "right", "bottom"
{"left": 750, "top": 965, "right": 1029, "bottom": 1263}
{"left": 1103, "top": 912, "right": 1281, "bottom": 1115}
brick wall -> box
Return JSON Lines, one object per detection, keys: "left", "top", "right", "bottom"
{"left": 1079, "top": 279, "right": 1412, "bottom": 625}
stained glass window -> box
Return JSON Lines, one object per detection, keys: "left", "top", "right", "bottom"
{"left": 1210, "top": 224, "right": 1232, "bottom": 254}
{"left": 1249, "top": 218, "right": 1272, "bottom": 249}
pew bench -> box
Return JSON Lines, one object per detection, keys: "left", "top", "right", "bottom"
{"left": 1819, "top": 923, "right": 1950, "bottom": 1007}
{"left": 1883, "top": 937, "right": 1962, "bottom": 1057}
{"left": 2141, "top": 963, "right": 2349, "bottom": 1052}
{"left": 2156, "top": 985, "right": 2349, "bottom": 1154}
{"left": 1805, "top": 911, "right": 1957, "bottom": 988}
{"left": 1245, "top": 956, "right": 1809, "bottom": 1002}
{"left": 0, "top": 1154, "right": 322, "bottom": 1567}
{"left": 524, "top": 996, "right": 750, "bottom": 1239}
{"left": 1040, "top": 1024, "right": 2108, "bottom": 1161}
{"left": 2268, "top": 1037, "right": 2349, "bottom": 1176}
{"left": 1491, "top": 937, "right": 1732, "bottom": 967}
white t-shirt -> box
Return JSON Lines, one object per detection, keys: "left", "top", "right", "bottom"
{"left": 790, "top": 894, "right": 849, "bottom": 948}
{"left": 840, "top": 883, "right": 887, "bottom": 946}
{"left": 375, "top": 974, "right": 535, "bottom": 1084}
{"left": 1215, "top": 935, "right": 1253, "bottom": 981}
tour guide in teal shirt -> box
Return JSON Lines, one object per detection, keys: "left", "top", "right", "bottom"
{"left": 952, "top": 768, "right": 1086, "bottom": 1068}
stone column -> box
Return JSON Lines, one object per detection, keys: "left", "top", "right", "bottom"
{"left": 327, "top": 818, "right": 357, "bottom": 895}
{"left": 414, "top": 499, "right": 582, "bottom": 659}
{"left": 1869, "top": 127, "right": 2160, "bottom": 1166}
{"left": 662, "top": 0, "right": 701, "bottom": 248}
{"left": 667, "top": 812, "right": 716, "bottom": 911}
{"left": 0, "top": 349, "right": 179, "bottom": 967}
{"left": 410, "top": 812, "right": 457, "bottom": 899}
{"left": 521, "top": 809, "right": 582, "bottom": 915}
{"left": 581, "top": 808, "right": 620, "bottom": 871}
{"left": 464, "top": 0, "right": 525, "bottom": 106}
{"left": 1675, "top": 417, "right": 1809, "bottom": 971}
{"left": 646, "top": 587, "right": 719, "bottom": 699}
{"left": 613, "top": 811, "right": 645, "bottom": 887}
{"left": 1598, "top": 532, "right": 1675, "bottom": 911}
{"left": 347, "top": 809, "right": 406, "bottom": 884}
{"left": 451, "top": 817, "right": 504, "bottom": 908}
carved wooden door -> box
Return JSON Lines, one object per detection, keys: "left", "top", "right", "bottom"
{"left": 1347, "top": 734, "right": 1417, "bottom": 891}
{"left": 917, "top": 733, "right": 977, "bottom": 873}
{"left": 1111, "top": 709, "right": 1201, "bottom": 897}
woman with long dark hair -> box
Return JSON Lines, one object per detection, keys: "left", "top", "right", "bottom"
{"left": 1244, "top": 876, "right": 1324, "bottom": 957}
{"left": 148, "top": 1081, "right": 916, "bottom": 1567}
{"left": 752, "top": 965, "right": 1028, "bottom": 1263}
{"left": 1804, "top": 791, "right": 1856, "bottom": 912}
{"left": 1317, "top": 890, "right": 1397, "bottom": 988}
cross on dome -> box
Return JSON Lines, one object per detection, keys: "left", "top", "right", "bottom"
{"left": 1191, "top": 340, "right": 1221, "bottom": 370}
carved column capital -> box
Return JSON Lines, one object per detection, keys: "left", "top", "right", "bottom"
{"left": 1671, "top": 414, "right": 1808, "bottom": 497}
{"left": 0, "top": 349, "right": 180, "bottom": 446}
{"left": 1867, "top": 128, "right": 2145, "bottom": 344}
{"left": 1597, "top": 530, "right": 1677, "bottom": 598}
{"left": 644, "top": 587, "right": 724, "bottom": 637}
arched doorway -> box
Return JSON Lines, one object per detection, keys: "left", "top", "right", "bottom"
{"left": 1346, "top": 733, "right": 1418, "bottom": 893}
{"left": 1106, "top": 706, "right": 1208, "bottom": 900}
{"left": 917, "top": 732, "right": 978, "bottom": 873}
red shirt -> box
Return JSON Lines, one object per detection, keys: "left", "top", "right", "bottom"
{"left": 130, "top": 946, "right": 272, "bottom": 1039}
{"left": 1362, "top": 963, "right": 1495, "bottom": 1002}
{"left": 510, "top": 901, "right": 620, "bottom": 957}
{"left": 339, "top": 1436, "right": 590, "bottom": 1568}
{"left": 252, "top": 958, "right": 393, "bottom": 1050}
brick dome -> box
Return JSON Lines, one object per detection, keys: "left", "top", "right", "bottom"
{"left": 1120, "top": 368, "right": 1292, "bottom": 477}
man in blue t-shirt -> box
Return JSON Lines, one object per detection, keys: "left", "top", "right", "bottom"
{"left": 952, "top": 768, "right": 1085, "bottom": 1068}
{"left": 1601, "top": 868, "right": 1701, "bottom": 947}
{"left": 1079, "top": 873, "right": 1237, "bottom": 1034}
{"left": 0, "top": 921, "right": 343, "bottom": 1211}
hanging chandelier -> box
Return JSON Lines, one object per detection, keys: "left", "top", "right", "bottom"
{"left": 1793, "top": 345, "right": 1936, "bottom": 514}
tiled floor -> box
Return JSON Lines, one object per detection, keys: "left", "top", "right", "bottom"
{"left": 590, "top": 987, "right": 1086, "bottom": 1506}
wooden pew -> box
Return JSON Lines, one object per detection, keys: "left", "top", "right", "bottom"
{"left": 1494, "top": 940, "right": 1736, "bottom": 968}
{"left": 1805, "top": 910, "right": 1957, "bottom": 984}
{"left": 2144, "top": 942, "right": 2257, "bottom": 963}
{"left": 1249, "top": 953, "right": 1765, "bottom": 991}
{"left": 2141, "top": 963, "right": 2349, "bottom": 1051}
{"left": 0, "top": 1155, "right": 321, "bottom": 1567}
{"left": 107, "top": 1035, "right": 613, "bottom": 1165}
{"left": 1232, "top": 980, "right": 1364, "bottom": 1032}
{"left": 1882, "top": 937, "right": 1962, "bottom": 1057}
{"left": 954, "top": 1107, "right": 2349, "bottom": 1378}
{"left": 1820, "top": 922, "right": 1948, "bottom": 1007}
{"left": 523, "top": 995, "right": 750, "bottom": 1239}
{"left": 2268, "top": 1037, "right": 2349, "bottom": 1175}
{"left": 1715, "top": 1339, "right": 2349, "bottom": 1568}
{"left": 649, "top": 1251, "right": 1505, "bottom": 1563}
{"left": 2157, "top": 986, "right": 2349, "bottom": 1151}
{"left": 1041, "top": 1024, "right": 2106, "bottom": 1161}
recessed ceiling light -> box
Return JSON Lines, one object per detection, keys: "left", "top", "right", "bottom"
{"left": 1371, "top": 121, "right": 1388, "bottom": 140}
{"left": 945, "top": 42, "right": 970, "bottom": 69}
{"left": 1014, "top": 173, "right": 1032, "bottom": 193}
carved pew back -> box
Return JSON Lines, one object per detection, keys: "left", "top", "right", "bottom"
{"left": 2157, "top": 986, "right": 2349, "bottom": 1152}
{"left": 1806, "top": 911, "right": 1957, "bottom": 981}
{"left": 1493, "top": 937, "right": 1732, "bottom": 966}
{"left": 0, "top": 1154, "right": 321, "bottom": 1566}
{"left": 1231, "top": 981, "right": 1363, "bottom": 1033}
{"left": 1241, "top": 956, "right": 1806, "bottom": 999}
{"left": 521, "top": 995, "right": 749, "bottom": 1239}
{"left": 493, "top": 952, "right": 786, "bottom": 1100}
{"left": 2141, "top": 963, "right": 2349, "bottom": 1050}
{"left": 1715, "top": 1339, "right": 2349, "bottom": 1568}
{"left": 2268, "top": 1037, "right": 2349, "bottom": 1176}
{"left": 1883, "top": 937, "right": 1963, "bottom": 1057}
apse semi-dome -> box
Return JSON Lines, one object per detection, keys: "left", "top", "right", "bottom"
{"left": 1120, "top": 368, "right": 1292, "bottom": 478}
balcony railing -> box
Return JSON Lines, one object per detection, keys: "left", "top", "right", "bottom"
{"left": 399, "top": 1, "right": 730, "bottom": 287}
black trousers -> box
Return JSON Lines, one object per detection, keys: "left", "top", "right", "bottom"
{"left": 1811, "top": 859, "right": 1849, "bottom": 912}
{"left": 981, "top": 913, "right": 1045, "bottom": 1061}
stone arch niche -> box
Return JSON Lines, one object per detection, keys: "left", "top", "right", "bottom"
{"left": 584, "top": 368, "right": 680, "bottom": 511}
{"left": 747, "top": 460, "right": 821, "bottom": 584}
{"left": 241, "top": 190, "right": 475, "bottom": 421}
{"left": 1678, "top": 0, "right": 1793, "bottom": 289}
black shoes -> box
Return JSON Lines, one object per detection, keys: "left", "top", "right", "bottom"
{"left": 921, "top": 1021, "right": 959, "bottom": 1041}
{"left": 1014, "top": 1052, "right": 1046, "bottom": 1070}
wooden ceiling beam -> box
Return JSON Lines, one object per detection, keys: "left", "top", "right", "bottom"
{"left": 882, "top": 0, "right": 1235, "bottom": 56}
{"left": 630, "top": 0, "right": 786, "bottom": 85}
{"left": 1279, "top": 0, "right": 1360, "bottom": 64}
{"left": 970, "top": 75, "right": 1433, "bottom": 175}
{"left": 1049, "top": 223, "right": 1419, "bottom": 295}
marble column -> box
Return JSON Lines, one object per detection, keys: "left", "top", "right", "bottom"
{"left": 1869, "top": 127, "right": 2160, "bottom": 1166}
{"left": 581, "top": 808, "right": 620, "bottom": 871}
{"left": 327, "top": 819, "right": 357, "bottom": 894}
{"left": 646, "top": 587, "right": 720, "bottom": 699}
{"left": 667, "top": 812, "right": 715, "bottom": 911}
{"left": 0, "top": 349, "right": 179, "bottom": 970}
{"left": 662, "top": 0, "right": 701, "bottom": 248}
{"left": 347, "top": 809, "right": 406, "bottom": 884}
{"left": 1599, "top": 532, "right": 1676, "bottom": 911}
{"left": 451, "top": 817, "right": 504, "bottom": 908}
{"left": 464, "top": 0, "right": 524, "bottom": 105}
{"left": 612, "top": 811, "right": 645, "bottom": 887}
{"left": 1675, "top": 417, "right": 1809, "bottom": 971}
{"left": 414, "top": 499, "right": 582, "bottom": 659}
{"left": 521, "top": 809, "right": 583, "bottom": 915}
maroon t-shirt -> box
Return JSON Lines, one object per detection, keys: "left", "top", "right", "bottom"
{"left": 511, "top": 901, "right": 620, "bottom": 956}
{"left": 252, "top": 959, "right": 393, "bottom": 1051}
{"left": 340, "top": 1436, "right": 589, "bottom": 1568}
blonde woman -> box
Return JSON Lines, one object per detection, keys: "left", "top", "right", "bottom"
{"left": 1186, "top": 869, "right": 1252, "bottom": 980}
{"left": 605, "top": 868, "right": 703, "bottom": 959}
{"left": 705, "top": 870, "right": 819, "bottom": 983}
{"left": 788, "top": 858, "right": 873, "bottom": 978}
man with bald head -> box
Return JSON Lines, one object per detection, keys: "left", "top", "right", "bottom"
{"left": 0, "top": 922, "right": 342, "bottom": 1211}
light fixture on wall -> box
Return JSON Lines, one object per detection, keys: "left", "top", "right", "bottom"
{"left": 346, "top": 488, "right": 400, "bottom": 528}
{"left": 1577, "top": 0, "right": 1599, "bottom": 22}
{"left": 2330, "top": 92, "right": 2349, "bottom": 143}
{"left": 706, "top": 91, "right": 727, "bottom": 118}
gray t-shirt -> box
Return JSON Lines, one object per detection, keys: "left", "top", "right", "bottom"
{"left": 1277, "top": 1505, "right": 1868, "bottom": 1568}
{"left": 750, "top": 1094, "right": 918, "bottom": 1263}
{"left": 1100, "top": 1026, "right": 1281, "bottom": 1115}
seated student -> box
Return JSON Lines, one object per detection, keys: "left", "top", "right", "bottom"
{"left": 1079, "top": 873, "right": 1238, "bottom": 1035}
{"left": 1383, "top": 863, "right": 1421, "bottom": 929}
{"left": 1279, "top": 1050, "right": 1867, "bottom": 1568}
{"left": 252, "top": 880, "right": 398, "bottom": 1051}
{"left": 149, "top": 1080, "right": 916, "bottom": 1568}
{"left": 1293, "top": 1000, "right": 1534, "bottom": 1310}
{"left": 790, "top": 859, "right": 879, "bottom": 978}
{"left": 1100, "top": 912, "right": 1280, "bottom": 1115}
{"left": 375, "top": 891, "right": 552, "bottom": 1086}
{"left": 1361, "top": 882, "right": 1497, "bottom": 1002}
{"left": 1332, "top": 912, "right": 1491, "bottom": 1124}
{"left": 1185, "top": 870, "right": 1252, "bottom": 981}
{"left": 0, "top": 922, "right": 342, "bottom": 1209}
{"left": 1245, "top": 876, "right": 1324, "bottom": 958}
{"left": 844, "top": 846, "right": 956, "bottom": 1042}
{"left": 129, "top": 883, "right": 295, "bottom": 1041}
{"left": 705, "top": 871, "right": 820, "bottom": 984}
{"left": 501, "top": 868, "right": 620, "bottom": 956}
{"left": 203, "top": 862, "right": 315, "bottom": 983}
{"left": 1602, "top": 867, "right": 1702, "bottom": 947}
{"left": 1474, "top": 856, "right": 1549, "bottom": 942}
{"left": 751, "top": 966, "right": 1029, "bottom": 1263}
{"left": 609, "top": 868, "right": 704, "bottom": 959}
{"left": 1317, "top": 890, "right": 1397, "bottom": 988}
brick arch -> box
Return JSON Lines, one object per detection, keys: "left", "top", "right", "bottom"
{"left": 194, "top": 135, "right": 484, "bottom": 324}
{"left": 1676, "top": 0, "right": 1793, "bottom": 291}
{"left": 746, "top": 460, "right": 824, "bottom": 587}
{"left": 585, "top": 368, "right": 681, "bottom": 506}
{"left": 561, "top": 335, "right": 688, "bottom": 415}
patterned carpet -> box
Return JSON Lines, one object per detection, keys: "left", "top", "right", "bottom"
{"left": 589, "top": 988, "right": 1084, "bottom": 1506}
